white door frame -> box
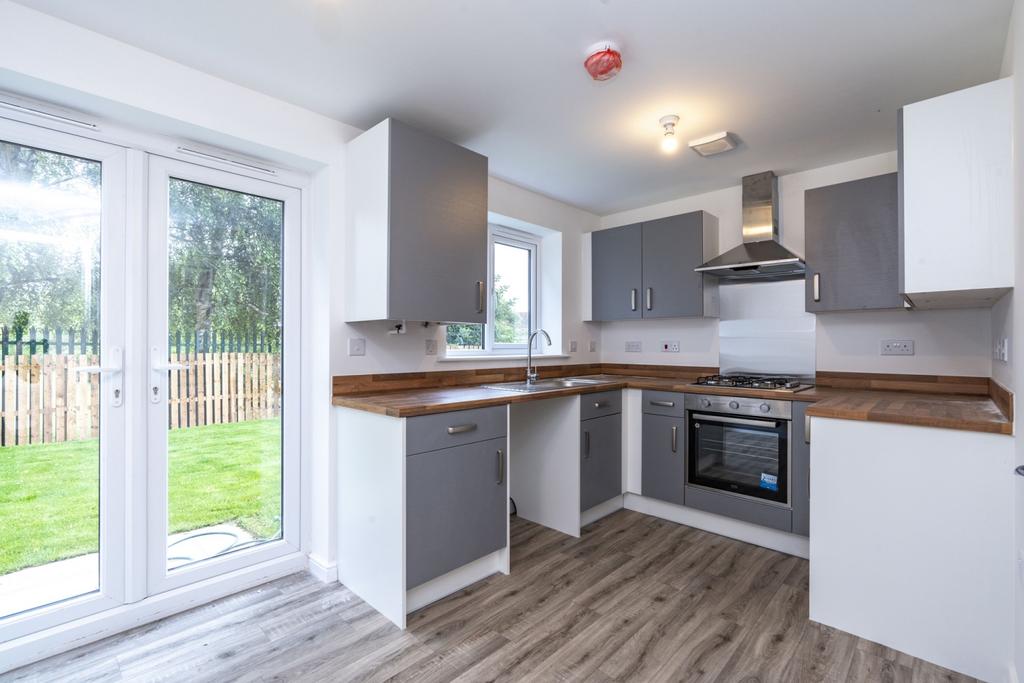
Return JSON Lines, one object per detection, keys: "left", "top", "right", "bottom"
{"left": 144, "top": 156, "right": 301, "bottom": 594}
{"left": 0, "top": 118, "right": 128, "bottom": 642}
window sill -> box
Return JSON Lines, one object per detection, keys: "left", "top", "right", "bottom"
{"left": 437, "top": 354, "right": 571, "bottom": 363}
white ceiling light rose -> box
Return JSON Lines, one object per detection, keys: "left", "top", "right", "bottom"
{"left": 659, "top": 114, "right": 680, "bottom": 153}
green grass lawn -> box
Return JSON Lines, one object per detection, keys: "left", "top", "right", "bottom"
{"left": 0, "top": 419, "right": 281, "bottom": 576}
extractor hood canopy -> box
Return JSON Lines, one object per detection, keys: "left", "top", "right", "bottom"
{"left": 695, "top": 171, "right": 806, "bottom": 281}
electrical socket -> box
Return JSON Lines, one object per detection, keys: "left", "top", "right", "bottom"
{"left": 569, "top": 340, "right": 578, "bottom": 353}
{"left": 348, "top": 337, "right": 366, "bottom": 356}
{"left": 625, "top": 341, "right": 642, "bottom": 353}
{"left": 589, "top": 340, "right": 597, "bottom": 353}
{"left": 995, "top": 337, "right": 1010, "bottom": 363}
{"left": 661, "top": 340, "right": 680, "bottom": 353}
{"left": 880, "top": 339, "right": 914, "bottom": 356}
{"left": 425, "top": 339, "right": 437, "bottom": 356}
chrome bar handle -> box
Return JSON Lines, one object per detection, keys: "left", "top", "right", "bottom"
{"left": 650, "top": 400, "right": 675, "bottom": 408}
{"left": 583, "top": 431, "right": 591, "bottom": 458}
{"left": 447, "top": 423, "right": 477, "bottom": 435}
{"left": 805, "top": 414, "right": 811, "bottom": 444}
{"left": 476, "top": 281, "right": 485, "bottom": 314}
{"left": 646, "top": 287, "right": 653, "bottom": 311}
{"left": 593, "top": 401, "right": 608, "bottom": 409}
{"left": 671, "top": 425, "right": 678, "bottom": 453}
{"left": 630, "top": 288, "right": 637, "bottom": 312}
{"left": 813, "top": 273, "right": 821, "bottom": 302}
{"left": 497, "top": 449, "right": 504, "bottom": 485}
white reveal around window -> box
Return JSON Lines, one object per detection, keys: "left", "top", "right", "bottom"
{"left": 446, "top": 224, "right": 539, "bottom": 355}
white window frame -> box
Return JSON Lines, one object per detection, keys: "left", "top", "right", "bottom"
{"left": 447, "top": 224, "right": 540, "bottom": 356}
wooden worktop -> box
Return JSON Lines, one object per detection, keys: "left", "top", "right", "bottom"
{"left": 331, "top": 364, "right": 1012, "bottom": 435}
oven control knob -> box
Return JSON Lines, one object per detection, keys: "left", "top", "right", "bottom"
{"left": 728, "top": 400, "right": 740, "bottom": 410}
{"left": 700, "top": 398, "right": 712, "bottom": 408}
{"left": 759, "top": 403, "right": 771, "bottom": 413}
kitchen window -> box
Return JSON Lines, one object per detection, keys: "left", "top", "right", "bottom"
{"left": 446, "top": 225, "right": 539, "bottom": 355}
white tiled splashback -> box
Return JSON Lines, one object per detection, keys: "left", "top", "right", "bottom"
{"left": 718, "top": 279, "right": 816, "bottom": 378}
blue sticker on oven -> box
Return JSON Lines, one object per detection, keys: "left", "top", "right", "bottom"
{"left": 759, "top": 473, "right": 779, "bottom": 491}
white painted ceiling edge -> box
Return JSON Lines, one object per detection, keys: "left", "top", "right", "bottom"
{"left": 10, "top": 0, "right": 1014, "bottom": 215}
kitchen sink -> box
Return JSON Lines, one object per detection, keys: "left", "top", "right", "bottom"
{"left": 482, "top": 377, "right": 610, "bottom": 393}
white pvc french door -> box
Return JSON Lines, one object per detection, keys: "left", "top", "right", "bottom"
{"left": 146, "top": 157, "right": 300, "bottom": 594}
{"left": 0, "top": 118, "right": 127, "bottom": 640}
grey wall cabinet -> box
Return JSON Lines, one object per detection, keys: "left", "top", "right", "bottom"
{"left": 580, "top": 413, "right": 622, "bottom": 511}
{"left": 591, "top": 223, "right": 643, "bottom": 321}
{"left": 641, "top": 410, "right": 686, "bottom": 506}
{"left": 591, "top": 211, "right": 718, "bottom": 321}
{"left": 791, "top": 402, "right": 810, "bottom": 537}
{"left": 345, "top": 118, "right": 488, "bottom": 323}
{"left": 406, "top": 436, "right": 507, "bottom": 588}
{"left": 804, "top": 173, "right": 902, "bottom": 313}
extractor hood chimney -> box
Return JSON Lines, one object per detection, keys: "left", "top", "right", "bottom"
{"left": 695, "top": 171, "right": 806, "bottom": 281}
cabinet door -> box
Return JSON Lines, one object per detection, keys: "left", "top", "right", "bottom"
{"left": 804, "top": 173, "right": 902, "bottom": 312}
{"left": 642, "top": 213, "right": 704, "bottom": 318}
{"left": 406, "top": 436, "right": 507, "bottom": 588}
{"left": 641, "top": 413, "right": 686, "bottom": 505}
{"left": 791, "top": 402, "right": 810, "bottom": 537}
{"left": 388, "top": 119, "right": 488, "bottom": 323}
{"left": 580, "top": 414, "right": 622, "bottom": 511}
{"left": 591, "top": 223, "right": 643, "bottom": 321}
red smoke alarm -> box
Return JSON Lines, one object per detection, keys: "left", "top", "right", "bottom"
{"left": 584, "top": 42, "right": 622, "bottom": 81}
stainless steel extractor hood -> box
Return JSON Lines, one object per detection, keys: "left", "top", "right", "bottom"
{"left": 695, "top": 171, "right": 806, "bottom": 281}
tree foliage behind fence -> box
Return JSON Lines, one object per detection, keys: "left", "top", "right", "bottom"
{"left": 0, "top": 327, "right": 281, "bottom": 447}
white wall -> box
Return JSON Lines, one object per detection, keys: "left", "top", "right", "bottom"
{"left": 598, "top": 152, "right": 996, "bottom": 377}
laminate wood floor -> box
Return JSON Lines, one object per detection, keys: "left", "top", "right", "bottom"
{"left": 4, "top": 510, "right": 976, "bottom": 682}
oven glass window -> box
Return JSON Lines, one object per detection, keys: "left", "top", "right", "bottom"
{"left": 689, "top": 417, "right": 788, "bottom": 503}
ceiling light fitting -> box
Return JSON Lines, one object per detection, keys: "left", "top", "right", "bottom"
{"left": 660, "top": 114, "right": 680, "bottom": 153}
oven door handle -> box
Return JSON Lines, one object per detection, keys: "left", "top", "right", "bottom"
{"left": 690, "top": 413, "right": 781, "bottom": 429}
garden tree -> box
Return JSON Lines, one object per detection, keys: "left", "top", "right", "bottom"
{"left": 0, "top": 138, "right": 284, "bottom": 346}
{"left": 445, "top": 274, "right": 522, "bottom": 348}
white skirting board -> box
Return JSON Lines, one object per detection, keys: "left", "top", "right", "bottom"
{"left": 580, "top": 495, "right": 624, "bottom": 528}
{"left": 406, "top": 548, "right": 508, "bottom": 613}
{"left": 623, "top": 493, "right": 809, "bottom": 559}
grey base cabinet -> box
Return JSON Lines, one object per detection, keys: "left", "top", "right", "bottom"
{"left": 580, "top": 413, "right": 622, "bottom": 511}
{"left": 791, "top": 402, "right": 810, "bottom": 537}
{"left": 641, "top": 411, "right": 686, "bottom": 506}
{"left": 406, "top": 435, "right": 507, "bottom": 588}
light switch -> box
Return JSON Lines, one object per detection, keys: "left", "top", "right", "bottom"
{"left": 425, "top": 339, "right": 437, "bottom": 356}
{"left": 348, "top": 338, "right": 366, "bottom": 356}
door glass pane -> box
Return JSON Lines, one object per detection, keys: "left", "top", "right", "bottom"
{"left": 493, "top": 242, "right": 530, "bottom": 345}
{"left": 692, "top": 421, "right": 784, "bottom": 502}
{"left": 0, "top": 140, "right": 102, "bottom": 617}
{"left": 165, "top": 178, "right": 283, "bottom": 570}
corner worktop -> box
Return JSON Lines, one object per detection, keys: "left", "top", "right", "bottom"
{"left": 332, "top": 365, "right": 1012, "bottom": 435}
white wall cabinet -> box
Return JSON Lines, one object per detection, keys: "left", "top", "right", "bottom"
{"left": 344, "top": 118, "right": 488, "bottom": 323}
{"left": 899, "top": 77, "right": 1013, "bottom": 308}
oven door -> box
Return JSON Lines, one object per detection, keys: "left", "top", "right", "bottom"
{"left": 688, "top": 411, "right": 790, "bottom": 505}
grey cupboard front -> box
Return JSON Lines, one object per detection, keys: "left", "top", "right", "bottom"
{"left": 641, "top": 391, "right": 687, "bottom": 505}
{"left": 345, "top": 117, "right": 488, "bottom": 324}
{"left": 591, "top": 211, "right": 718, "bottom": 321}
{"left": 405, "top": 407, "right": 507, "bottom": 588}
{"left": 580, "top": 409, "right": 622, "bottom": 512}
{"left": 804, "top": 173, "right": 902, "bottom": 312}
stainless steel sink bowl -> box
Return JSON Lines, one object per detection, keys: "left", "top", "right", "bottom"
{"left": 482, "top": 377, "right": 609, "bottom": 393}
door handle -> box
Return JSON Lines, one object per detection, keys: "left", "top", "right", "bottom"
{"left": 646, "top": 287, "right": 653, "bottom": 311}
{"left": 583, "top": 431, "right": 591, "bottom": 458}
{"left": 76, "top": 346, "right": 123, "bottom": 408}
{"left": 150, "top": 346, "right": 187, "bottom": 404}
{"left": 813, "top": 273, "right": 821, "bottom": 303}
{"left": 476, "top": 281, "right": 485, "bottom": 314}
{"left": 804, "top": 414, "right": 811, "bottom": 444}
{"left": 671, "top": 425, "right": 678, "bottom": 453}
{"left": 630, "top": 288, "right": 637, "bottom": 312}
{"left": 497, "top": 448, "right": 504, "bottom": 485}
{"left": 650, "top": 400, "right": 675, "bottom": 408}
{"left": 446, "top": 423, "right": 477, "bottom": 435}
{"left": 593, "top": 401, "right": 608, "bottom": 409}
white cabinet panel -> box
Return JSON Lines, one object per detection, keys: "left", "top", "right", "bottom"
{"left": 900, "top": 78, "right": 1012, "bottom": 308}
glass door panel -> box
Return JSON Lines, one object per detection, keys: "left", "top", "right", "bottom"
{"left": 0, "top": 119, "right": 125, "bottom": 634}
{"left": 148, "top": 158, "right": 299, "bottom": 592}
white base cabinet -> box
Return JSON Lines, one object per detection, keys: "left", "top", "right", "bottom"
{"left": 809, "top": 417, "right": 1013, "bottom": 682}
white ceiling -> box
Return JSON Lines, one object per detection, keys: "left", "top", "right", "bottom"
{"left": 15, "top": 0, "right": 1012, "bottom": 214}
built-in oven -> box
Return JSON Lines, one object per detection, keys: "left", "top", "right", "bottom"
{"left": 684, "top": 395, "right": 791, "bottom": 507}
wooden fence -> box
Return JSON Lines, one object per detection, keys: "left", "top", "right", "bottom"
{"left": 0, "top": 328, "right": 282, "bottom": 447}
